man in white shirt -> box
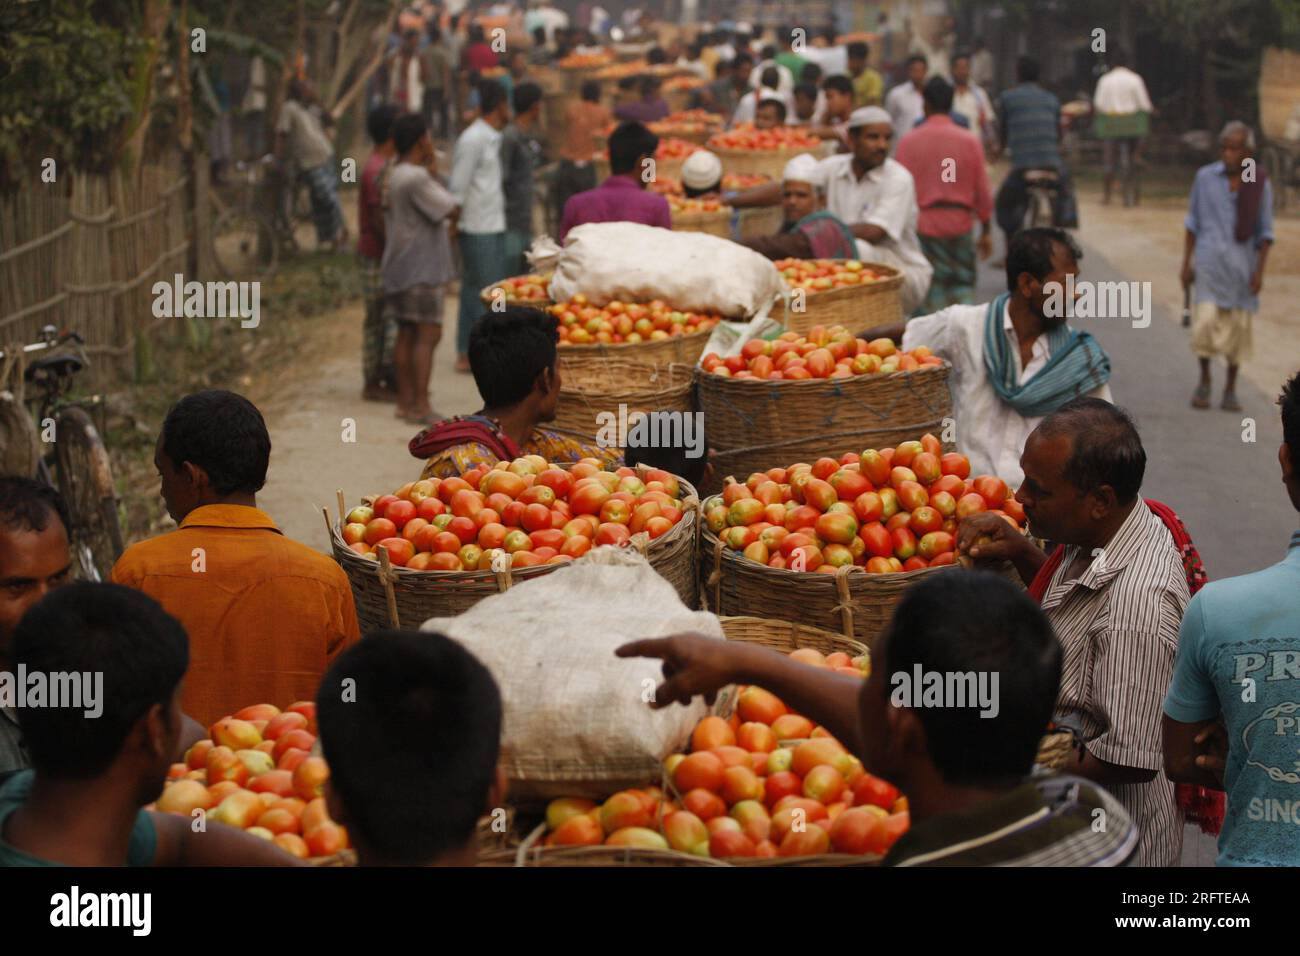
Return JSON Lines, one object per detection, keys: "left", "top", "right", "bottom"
{"left": 449, "top": 79, "right": 510, "bottom": 371}
{"left": 971, "top": 38, "right": 995, "bottom": 90}
{"left": 884, "top": 56, "right": 928, "bottom": 144}
{"left": 815, "top": 107, "right": 932, "bottom": 314}
{"left": 748, "top": 44, "right": 795, "bottom": 101}
{"left": 909, "top": 16, "right": 955, "bottom": 80}
{"left": 951, "top": 51, "right": 996, "bottom": 155}
{"left": 1092, "top": 49, "right": 1154, "bottom": 206}
{"left": 858, "top": 228, "right": 1113, "bottom": 486}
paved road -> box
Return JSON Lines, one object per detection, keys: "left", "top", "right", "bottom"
{"left": 973, "top": 230, "right": 1297, "bottom": 580}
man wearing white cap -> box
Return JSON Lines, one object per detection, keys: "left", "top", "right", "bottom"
{"left": 681, "top": 150, "right": 723, "bottom": 197}
{"left": 741, "top": 154, "right": 858, "bottom": 261}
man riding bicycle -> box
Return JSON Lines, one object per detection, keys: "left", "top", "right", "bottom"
{"left": 994, "top": 56, "right": 1078, "bottom": 245}
{"left": 1092, "top": 48, "right": 1153, "bottom": 207}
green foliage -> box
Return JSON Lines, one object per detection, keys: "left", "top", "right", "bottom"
{"left": 0, "top": 0, "right": 152, "bottom": 186}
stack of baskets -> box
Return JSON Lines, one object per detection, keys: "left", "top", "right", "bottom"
{"left": 694, "top": 360, "right": 953, "bottom": 494}
{"left": 328, "top": 469, "right": 700, "bottom": 632}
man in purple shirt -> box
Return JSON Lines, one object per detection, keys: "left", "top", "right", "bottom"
{"left": 559, "top": 121, "right": 673, "bottom": 241}
{"left": 613, "top": 75, "right": 671, "bottom": 124}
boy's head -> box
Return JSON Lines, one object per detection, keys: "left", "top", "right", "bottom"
{"left": 793, "top": 83, "right": 818, "bottom": 121}
{"left": 1279, "top": 372, "right": 1300, "bottom": 512}
{"left": 847, "top": 41, "right": 869, "bottom": 74}
{"left": 392, "top": 111, "right": 431, "bottom": 159}
{"left": 14, "top": 583, "right": 188, "bottom": 805}
{"left": 512, "top": 81, "right": 543, "bottom": 120}
{"left": 366, "top": 103, "right": 400, "bottom": 146}
{"left": 755, "top": 96, "right": 787, "bottom": 129}
{"left": 858, "top": 571, "right": 1061, "bottom": 789}
{"left": 608, "top": 121, "right": 659, "bottom": 177}
{"left": 316, "top": 630, "right": 503, "bottom": 865}
{"left": 0, "top": 478, "right": 72, "bottom": 660}
{"left": 478, "top": 78, "right": 510, "bottom": 124}
{"left": 157, "top": 389, "right": 271, "bottom": 523}
{"left": 821, "top": 74, "right": 854, "bottom": 119}
{"left": 580, "top": 79, "right": 601, "bottom": 102}
{"left": 468, "top": 306, "right": 562, "bottom": 418}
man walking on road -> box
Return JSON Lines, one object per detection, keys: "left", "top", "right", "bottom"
{"left": 884, "top": 55, "right": 927, "bottom": 138}
{"left": 1183, "top": 121, "right": 1274, "bottom": 413}
{"left": 450, "top": 79, "right": 510, "bottom": 373}
{"left": 358, "top": 104, "right": 400, "bottom": 402}
{"left": 500, "top": 82, "right": 546, "bottom": 275}
{"left": 1092, "top": 48, "right": 1153, "bottom": 207}
{"left": 895, "top": 77, "right": 993, "bottom": 312}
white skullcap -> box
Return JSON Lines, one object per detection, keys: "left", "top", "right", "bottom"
{"left": 782, "top": 153, "right": 822, "bottom": 185}
{"left": 681, "top": 149, "right": 723, "bottom": 190}
{"left": 848, "top": 106, "right": 892, "bottom": 129}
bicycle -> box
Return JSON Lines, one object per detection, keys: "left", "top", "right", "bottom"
{"left": 1022, "top": 168, "right": 1061, "bottom": 229}
{"left": 210, "top": 154, "right": 312, "bottom": 280}
{"left": 0, "top": 327, "right": 124, "bottom": 581}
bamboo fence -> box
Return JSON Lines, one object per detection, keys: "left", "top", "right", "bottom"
{"left": 0, "top": 150, "right": 205, "bottom": 386}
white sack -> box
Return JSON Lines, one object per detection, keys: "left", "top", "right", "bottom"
{"left": 421, "top": 544, "right": 724, "bottom": 801}
{"left": 548, "top": 221, "right": 787, "bottom": 319}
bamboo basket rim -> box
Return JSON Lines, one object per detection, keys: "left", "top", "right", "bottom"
{"left": 779, "top": 262, "right": 905, "bottom": 304}
{"left": 561, "top": 358, "right": 697, "bottom": 390}
{"left": 707, "top": 141, "right": 828, "bottom": 158}
{"left": 478, "top": 276, "right": 553, "bottom": 308}
{"left": 693, "top": 358, "right": 951, "bottom": 387}
{"left": 718, "top": 615, "right": 869, "bottom": 657}
{"left": 555, "top": 323, "right": 715, "bottom": 354}
{"left": 670, "top": 206, "right": 734, "bottom": 226}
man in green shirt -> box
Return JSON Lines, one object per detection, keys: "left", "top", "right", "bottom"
{"left": 0, "top": 583, "right": 297, "bottom": 866}
{"left": 848, "top": 41, "right": 884, "bottom": 108}
{"left": 774, "top": 26, "right": 808, "bottom": 82}
{"left": 619, "top": 570, "right": 1138, "bottom": 866}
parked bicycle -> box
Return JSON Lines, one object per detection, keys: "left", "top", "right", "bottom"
{"left": 0, "top": 327, "right": 124, "bottom": 581}
{"left": 210, "top": 154, "right": 312, "bottom": 280}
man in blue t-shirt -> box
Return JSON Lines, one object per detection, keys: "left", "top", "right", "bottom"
{"left": 0, "top": 583, "right": 298, "bottom": 867}
{"left": 1163, "top": 372, "right": 1300, "bottom": 865}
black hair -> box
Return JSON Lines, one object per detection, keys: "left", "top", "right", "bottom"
{"left": 800, "top": 62, "right": 822, "bottom": 83}
{"left": 426, "top": 23, "right": 442, "bottom": 43}
{"left": 639, "top": 74, "right": 662, "bottom": 96}
{"left": 759, "top": 66, "right": 779, "bottom": 90}
{"left": 952, "top": 50, "right": 971, "bottom": 67}
{"left": 761, "top": 44, "right": 777, "bottom": 61}
{"left": 822, "top": 74, "right": 853, "bottom": 96}
{"left": 608, "top": 121, "right": 658, "bottom": 175}
{"left": 923, "top": 76, "right": 954, "bottom": 113}
{"left": 316, "top": 630, "right": 502, "bottom": 864}
{"left": 468, "top": 24, "right": 486, "bottom": 44}
{"left": 513, "top": 81, "right": 543, "bottom": 115}
{"left": 1005, "top": 226, "right": 1083, "bottom": 294}
{"left": 756, "top": 97, "right": 787, "bottom": 123}
{"left": 1017, "top": 55, "right": 1040, "bottom": 83}
{"left": 14, "top": 583, "right": 189, "bottom": 779}
{"left": 392, "top": 112, "right": 428, "bottom": 155}
{"left": 1110, "top": 47, "right": 1128, "bottom": 68}
{"left": 469, "top": 306, "right": 559, "bottom": 408}
{"left": 479, "top": 78, "right": 508, "bottom": 115}
{"left": 403, "top": 28, "right": 419, "bottom": 41}
{"left": 532, "top": 25, "right": 545, "bottom": 44}
{"left": 647, "top": 46, "right": 667, "bottom": 65}
{"left": 1281, "top": 372, "right": 1300, "bottom": 469}
{"left": 1038, "top": 398, "right": 1147, "bottom": 504}
{"left": 580, "top": 79, "right": 601, "bottom": 102}
{"left": 881, "top": 571, "right": 1061, "bottom": 786}
{"left": 623, "top": 434, "right": 709, "bottom": 488}
{"left": 906, "top": 54, "right": 927, "bottom": 71}
{"left": 847, "top": 41, "right": 869, "bottom": 60}
{"left": 793, "top": 82, "right": 818, "bottom": 102}
{"left": 617, "top": 76, "right": 638, "bottom": 92}
{"left": 734, "top": 51, "right": 754, "bottom": 68}
{"left": 713, "top": 59, "right": 732, "bottom": 79}
{"left": 0, "top": 477, "right": 70, "bottom": 536}
{"left": 687, "top": 40, "right": 702, "bottom": 58}
{"left": 366, "top": 103, "right": 401, "bottom": 145}
{"left": 161, "top": 390, "right": 270, "bottom": 496}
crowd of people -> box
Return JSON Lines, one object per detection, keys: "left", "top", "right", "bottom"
{"left": 0, "top": 4, "right": 1291, "bottom": 872}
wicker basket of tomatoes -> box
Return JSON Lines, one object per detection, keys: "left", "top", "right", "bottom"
{"left": 478, "top": 273, "right": 553, "bottom": 310}
{"left": 707, "top": 125, "right": 830, "bottom": 179}
{"left": 775, "top": 259, "right": 905, "bottom": 336}
{"left": 553, "top": 359, "right": 696, "bottom": 448}
{"left": 667, "top": 196, "right": 733, "bottom": 238}
{"left": 697, "top": 440, "right": 1024, "bottom": 644}
{"left": 694, "top": 326, "right": 952, "bottom": 493}
{"left": 328, "top": 460, "right": 701, "bottom": 633}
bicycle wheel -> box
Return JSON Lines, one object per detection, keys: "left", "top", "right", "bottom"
{"left": 212, "top": 206, "right": 279, "bottom": 280}
{"left": 53, "top": 407, "right": 124, "bottom": 582}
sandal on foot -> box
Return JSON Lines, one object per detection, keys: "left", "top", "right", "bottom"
{"left": 1191, "top": 384, "right": 1211, "bottom": 409}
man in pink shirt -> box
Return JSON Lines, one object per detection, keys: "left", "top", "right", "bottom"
{"left": 895, "top": 77, "right": 993, "bottom": 313}
{"left": 559, "top": 122, "right": 672, "bottom": 241}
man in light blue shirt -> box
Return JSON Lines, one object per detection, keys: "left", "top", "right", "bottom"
{"left": 1164, "top": 372, "right": 1300, "bottom": 865}
{"left": 1182, "top": 121, "right": 1275, "bottom": 412}
{"left": 450, "top": 79, "right": 510, "bottom": 371}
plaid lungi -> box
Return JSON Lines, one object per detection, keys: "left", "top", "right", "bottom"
{"left": 916, "top": 233, "right": 977, "bottom": 315}
{"left": 300, "top": 161, "right": 343, "bottom": 243}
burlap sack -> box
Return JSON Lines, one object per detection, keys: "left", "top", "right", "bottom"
{"left": 421, "top": 545, "right": 722, "bottom": 802}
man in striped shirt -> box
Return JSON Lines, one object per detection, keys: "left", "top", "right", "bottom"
{"left": 959, "top": 398, "right": 1190, "bottom": 866}
{"left": 618, "top": 571, "right": 1138, "bottom": 866}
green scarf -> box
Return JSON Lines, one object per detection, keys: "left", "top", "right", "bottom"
{"left": 982, "top": 293, "right": 1112, "bottom": 418}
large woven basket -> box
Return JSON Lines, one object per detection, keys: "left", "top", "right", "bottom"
{"left": 559, "top": 325, "right": 714, "bottom": 367}
{"left": 694, "top": 363, "right": 953, "bottom": 494}
{"left": 671, "top": 206, "right": 732, "bottom": 238}
{"left": 702, "top": 530, "right": 952, "bottom": 645}
{"left": 780, "top": 265, "right": 905, "bottom": 337}
{"left": 711, "top": 144, "right": 819, "bottom": 181}
{"left": 328, "top": 472, "right": 700, "bottom": 632}
{"left": 554, "top": 359, "right": 696, "bottom": 446}
{"left": 737, "top": 205, "right": 784, "bottom": 240}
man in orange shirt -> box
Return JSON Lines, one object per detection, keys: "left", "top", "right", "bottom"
{"left": 554, "top": 79, "right": 610, "bottom": 224}
{"left": 111, "top": 390, "right": 359, "bottom": 724}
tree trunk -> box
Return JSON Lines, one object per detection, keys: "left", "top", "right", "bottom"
{"left": 121, "top": 0, "right": 173, "bottom": 182}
